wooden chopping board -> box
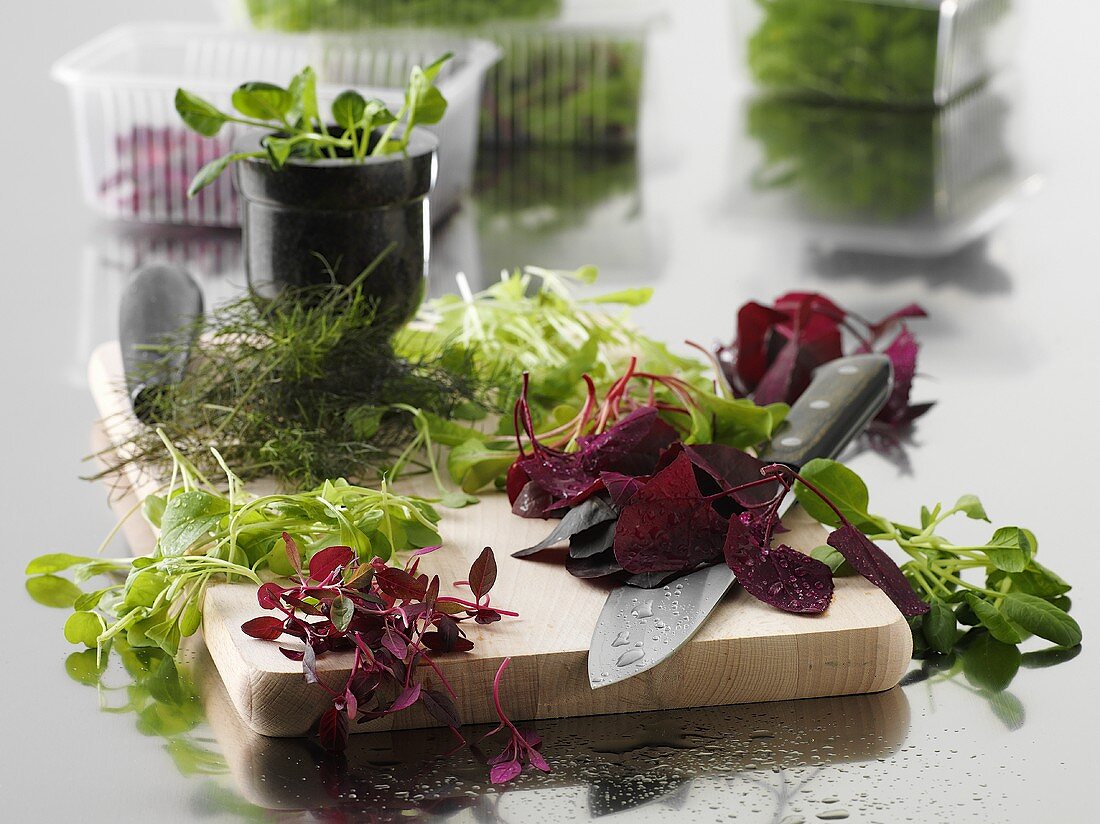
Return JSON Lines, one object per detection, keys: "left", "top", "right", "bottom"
{"left": 88, "top": 342, "right": 912, "bottom": 738}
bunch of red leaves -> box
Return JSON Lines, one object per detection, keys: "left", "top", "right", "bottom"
{"left": 716, "top": 292, "right": 932, "bottom": 426}
{"left": 242, "top": 534, "right": 538, "bottom": 775}
{"left": 516, "top": 443, "right": 929, "bottom": 619}
{"left": 508, "top": 364, "right": 721, "bottom": 518}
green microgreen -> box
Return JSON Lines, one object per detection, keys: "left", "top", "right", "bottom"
{"left": 175, "top": 55, "right": 452, "bottom": 196}
{"left": 793, "top": 458, "right": 1081, "bottom": 655}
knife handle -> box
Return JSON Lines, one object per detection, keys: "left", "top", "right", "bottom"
{"left": 119, "top": 262, "right": 204, "bottom": 423}
{"left": 757, "top": 354, "right": 893, "bottom": 468}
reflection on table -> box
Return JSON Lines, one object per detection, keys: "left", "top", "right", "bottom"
{"left": 725, "top": 82, "right": 1035, "bottom": 257}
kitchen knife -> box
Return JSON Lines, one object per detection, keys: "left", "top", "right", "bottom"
{"left": 588, "top": 354, "right": 893, "bottom": 689}
{"left": 119, "top": 262, "right": 204, "bottom": 423}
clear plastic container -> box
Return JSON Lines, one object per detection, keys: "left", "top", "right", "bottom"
{"left": 216, "top": 0, "right": 564, "bottom": 30}
{"left": 724, "top": 80, "right": 1033, "bottom": 256}
{"left": 52, "top": 24, "right": 501, "bottom": 227}
{"left": 732, "top": 0, "right": 1016, "bottom": 108}
{"left": 213, "top": 0, "right": 657, "bottom": 148}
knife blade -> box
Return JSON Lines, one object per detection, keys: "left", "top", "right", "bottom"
{"left": 588, "top": 354, "right": 893, "bottom": 689}
{"left": 119, "top": 262, "right": 204, "bottom": 424}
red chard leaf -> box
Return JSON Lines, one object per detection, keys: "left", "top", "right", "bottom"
{"left": 568, "top": 519, "right": 616, "bottom": 559}
{"left": 505, "top": 461, "right": 531, "bottom": 504}
{"left": 868, "top": 303, "right": 927, "bottom": 339}
{"left": 723, "top": 518, "right": 833, "bottom": 614}
{"left": 613, "top": 453, "right": 729, "bottom": 574}
{"left": 308, "top": 545, "right": 355, "bottom": 583}
{"left": 716, "top": 292, "right": 931, "bottom": 429}
{"left": 599, "top": 472, "right": 648, "bottom": 508}
{"left": 727, "top": 300, "right": 787, "bottom": 393}
{"left": 565, "top": 552, "right": 624, "bottom": 578}
{"left": 827, "top": 524, "right": 930, "bottom": 617}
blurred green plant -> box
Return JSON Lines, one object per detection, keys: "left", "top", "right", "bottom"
{"left": 482, "top": 34, "right": 644, "bottom": 147}
{"left": 747, "top": 96, "right": 936, "bottom": 220}
{"left": 747, "top": 0, "right": 940, "bottom": 106}
{"left": 242, "top": 0, "right": 561, "bottom": 30}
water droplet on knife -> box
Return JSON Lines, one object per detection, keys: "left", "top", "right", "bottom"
{"left": 611, "top": 631, "right": 630, "bottom": 647}
{"left": 632, "top": 600, "right": 654, "bottom": 618}
{"left": 616, "top": 647, "right": 645, "bottom": 667}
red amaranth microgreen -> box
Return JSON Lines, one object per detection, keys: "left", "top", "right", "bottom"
{"left": 242, "top": 536, "right": 523, "bottom": 768}
{"left": 482, "top": 657, "right": 550, "bottom": 784}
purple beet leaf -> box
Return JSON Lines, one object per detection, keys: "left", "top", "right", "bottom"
{"left": 723, "top": 515, "right": 834, "bottom": 613}
{"left": 827, "top": 524, "right": 929, "bottom": 617}
{"left": 613, "top": 453, "right": 728, "bottom": 574}
{"left": 510, "top": 405, "right": 677, "bottom": 518}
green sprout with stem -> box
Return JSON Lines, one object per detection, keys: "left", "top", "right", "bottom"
{"left": 174, "top": 54, "right": 452, "bottom": 196}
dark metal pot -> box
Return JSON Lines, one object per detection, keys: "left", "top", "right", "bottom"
{"left": 234, "top": 129, "right": 438, "bottom": 326}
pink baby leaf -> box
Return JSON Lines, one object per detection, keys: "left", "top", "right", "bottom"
{"left": 613, "top": 453, "right": 728, "bottom": 574}
{"left": 827, "top": 524, "right": 930, "bottom": 617}
{"left": 528, "top": 748, "right": 551, "bottom": 773}
{"left": 475, "top": 608, "right": 502, "bottom": 625}
{"left": 241, "top": 616, "right": 285, "bottom": 640}
{"left": 309, "top": 545, "right": 355, "bottom": 583}
{"left": 381, "top": 628, "right": 408, "bottom": 660}
{"left": 302, "top": 642, "right": 320, "bottom": 684}
{"left": 490, "top": 759, "right": 523, "bottom": 784}
{"left": 282, "top": 532, "right": 303, "bottom": 577}
{"left": 468, "top": 547, "right": 498, "bottom": 601}
{"left": 388, "top": 682, "right": 422, "bottom": 713}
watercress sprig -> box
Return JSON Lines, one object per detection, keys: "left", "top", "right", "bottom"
{"left": 793, "top": 458, "right": 1081, "bottom": 655}
{"left": 175, "top": 54, "right": 452, "bottom": 196}
{"left": 26, "top": 436, "right": 442, "bottom": 658}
